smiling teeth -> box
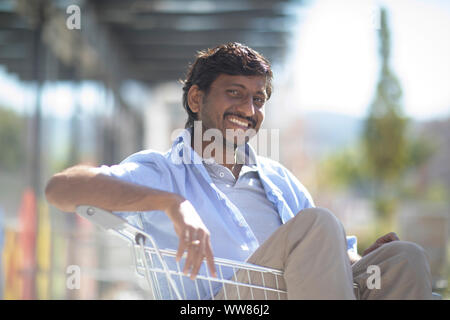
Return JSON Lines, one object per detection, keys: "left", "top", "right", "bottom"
{"left": 229, "top": 117, "right": 248, "bottom": 127}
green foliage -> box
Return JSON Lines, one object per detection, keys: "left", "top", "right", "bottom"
{"left": 363, "top": 108, "right": 409, "bottom": 182}
{"left": 405, "top": 134, "right": 436, "bottom": 169}
{"left": 373, "top": 197, "right": 397, "bottom": 220}
{"left": 363, "top": 9, "right": 409, "bottom": 185}
{"left": 0, "top": 107, "right": 26, "bottom": 172}
{"left": 361, "top": 8, "right": 410, "bottom": 221}
{"left": 318, "top": 145, "right": 368, "bottom": 192}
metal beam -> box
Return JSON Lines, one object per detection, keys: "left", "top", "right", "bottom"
{"left": 111, "top": 29, "right": 290, "bottom": 47}
{"left": 99, "top": 13, "right": 297, "bottom": 32}
{"left": 91, "top": 0, "right": 300, "bottom": 14}
{"left": 125, "top": 43, "right": 283, "bottom": 59}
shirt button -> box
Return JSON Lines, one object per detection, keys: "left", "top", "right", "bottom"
{"left": 219, "top": 172, "right": 225, "bottom": 178}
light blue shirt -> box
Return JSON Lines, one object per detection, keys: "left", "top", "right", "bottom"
{"left": 203, "top": 158, "right": 283, "bottom": 244}
{"left": 98, "top": 127, "right": 317, "bottom": 299}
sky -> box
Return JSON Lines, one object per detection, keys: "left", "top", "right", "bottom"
{"left": 0, "top": 0, "right": 449, "bottom": 121}
{"left": 291, "top": 0, "right": 450, "bottom": 120}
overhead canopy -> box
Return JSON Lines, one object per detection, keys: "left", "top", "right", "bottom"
{"left": 0, "top": 0, "right": 304, "bottom": 85}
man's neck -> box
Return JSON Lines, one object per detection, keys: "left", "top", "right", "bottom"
{"left": 192, "top": 136, "right": 243, "bottom": 178}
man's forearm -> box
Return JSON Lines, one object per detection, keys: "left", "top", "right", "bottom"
{"left": 45, "top": 165, "right": 182, "bottom": 213}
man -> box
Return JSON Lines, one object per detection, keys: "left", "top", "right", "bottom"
{"left": 45, "top": 42, "right": 432, "bottom": 299}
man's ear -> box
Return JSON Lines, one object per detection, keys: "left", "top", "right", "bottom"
{"left": 187, "top": 85, "right": 203, "bottom": 114}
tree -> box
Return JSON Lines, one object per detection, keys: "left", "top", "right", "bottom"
{"left": 362, "top": 7, "right": 410, "bottom": 223}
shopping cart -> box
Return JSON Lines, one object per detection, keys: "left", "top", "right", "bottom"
{"left": 75, "top": 205, "right": 360, "bottom": 300}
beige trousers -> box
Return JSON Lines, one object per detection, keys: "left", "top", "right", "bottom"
{"left": 215, "top": 207, "right": 433, "bottom": 300}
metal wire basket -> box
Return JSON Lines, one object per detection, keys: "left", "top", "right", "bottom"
{"left": 76, "top": 205, "right": 288, "bottom": 300}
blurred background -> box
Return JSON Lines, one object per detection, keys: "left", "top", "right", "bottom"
{"left": 0, "top": 0, "right": 448, "bottom": 300}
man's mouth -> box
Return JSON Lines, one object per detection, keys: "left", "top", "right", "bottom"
{"left": 225, "top": 114, "right": 255, "bottom": 129}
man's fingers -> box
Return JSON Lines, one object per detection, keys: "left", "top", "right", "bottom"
{"left": 188, "top": 232, "right": 208, "bottom": 279}
{"left": 377, "top": 232, "right": 400, "bottom": 244}
{"left": 363, "top": 232, "right": 400, "bottom": 256}
{"left": 189, "top": 242, "right": 205, "bottom": 280}
{"left": 362, "top": 243, "right": 380, "bottom": 256}
{"left": 176, "top": 228, "right": 216, "bottom": 280}
{"left": 177, "top": 240, "right": 186, "bottom": 261}
{"left": 183, "top": 244, "right": 196, "bottom": 275}
{"left": 205, "top": 242, "right": 217, "bottom": 278}
{"left": 183, "top": 236, "right": 202, "bottom": 276}
{"left": 387, "top": 232, "right": 399, "bottom": 241}
{"left": 176, "top": 230, "right": 190, "bottom": 261}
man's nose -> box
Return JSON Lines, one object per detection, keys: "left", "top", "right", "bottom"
{"left": 237, "top": 95, "right": 256, "bottom": 117}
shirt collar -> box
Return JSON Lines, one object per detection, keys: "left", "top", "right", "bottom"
{"left": 169, "top": 127, "right": 259, "bottom": 168}
{"left": 235, "top": 143, "right": 257, "bottom": 167}
{"left": 169, "top": 127, "right": 202, "bottom": 165}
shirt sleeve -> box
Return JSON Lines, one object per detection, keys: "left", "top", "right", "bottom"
{"left": 96, "top": 158, "right": 163, "bottom": 188}
{"left": 282, "top": 166, "right": 316, "bottom": 211}
{"left": 93, "top": 158, "right": 164, "bottom": 222}
{"left": 95, "top": 163, "right": 135, "bottom": 183}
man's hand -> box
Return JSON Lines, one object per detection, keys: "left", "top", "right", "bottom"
{"left": 362, "top": 232, "right": 400, "bottom": 256}
{"left": 165, "top": 197, "right": 217, "bottom": 280}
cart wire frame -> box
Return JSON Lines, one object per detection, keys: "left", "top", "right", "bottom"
{"left": 75, "top": 205, "right": 361, "bottom": 300}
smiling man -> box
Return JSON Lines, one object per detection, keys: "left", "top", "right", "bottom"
{"left": 187, "top": 73, "right": 265, "bottom": 177}
{"left": 45, "top": 42, "right": 432, "bottom": 300}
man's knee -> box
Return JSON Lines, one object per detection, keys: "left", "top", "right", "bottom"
{"left": 380, "top": 241, "right": 429, "bottom": 264}
{"left": 296, "top": 207, "right": 342, "bottom": 229}
{"left": 377, "top": 241, "right": 432, "bottom": 295}
{"left": 292, "top": 207, "right": 345, "bottom": 239}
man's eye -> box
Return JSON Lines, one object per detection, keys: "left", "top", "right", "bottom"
{"left": 227, "top": 89, "right": 239, "bottom": 96}
{"left": 254, "top": 97, "right": 266, "bottom": 105}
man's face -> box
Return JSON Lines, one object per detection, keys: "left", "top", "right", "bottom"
{"left": 193, "top": 74, "right": 268, "bottom": 146}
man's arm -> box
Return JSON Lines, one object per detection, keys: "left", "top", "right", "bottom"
{"left": 45, "top": 165, "right": 177, "bottom": 213}
{"left": 45, "top": 165, "right": 217, "bottom": 279}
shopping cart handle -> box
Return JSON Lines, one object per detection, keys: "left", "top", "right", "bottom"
{"left": 75, "top": 205, "right": 157, "bottom": 247}
{"left": 75, "top": 205, "right": 131, "bottom": 232}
